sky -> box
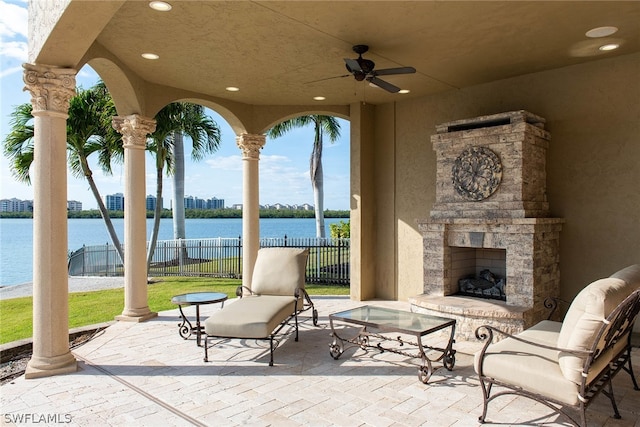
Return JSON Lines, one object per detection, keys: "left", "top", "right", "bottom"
{"left": 0, "top": 0, "right": 350, "bottom": 211}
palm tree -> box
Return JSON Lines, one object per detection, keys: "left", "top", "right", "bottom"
{"left": 146, "top": 103, "right": 221, "bottom": 269}
{"left": 266, "top": 115, "right": 341, "bottom": 238}
{"left": 3, "top": 82, "right": 125, "bottom": 261}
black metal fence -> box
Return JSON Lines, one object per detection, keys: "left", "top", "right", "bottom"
{"left": 68, "top": 236, "right": 350, "bottom": 285}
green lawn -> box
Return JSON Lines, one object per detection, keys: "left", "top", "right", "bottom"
{"left": 0, "top": 277, "right": 349, "bottom": 344}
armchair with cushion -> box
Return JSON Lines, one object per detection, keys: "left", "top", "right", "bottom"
{"left": 474, "top": 264, "right": 640, "bottom": 426}
{"left": 203, "top": 247, "right": 318, "bottom": 366}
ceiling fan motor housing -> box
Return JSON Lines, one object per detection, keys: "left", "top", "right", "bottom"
{"left": 358, "top": 58, "right": 375, "bottom": 73}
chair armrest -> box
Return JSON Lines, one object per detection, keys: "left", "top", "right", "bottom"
{"left": 236, "top": 286, "right": 255, "bottom": 298}
{"left": 544, "top": 296, "right": 571, "bottom": 320}
{"left": 474, "top": 324, "right": 592, "bottom": 376}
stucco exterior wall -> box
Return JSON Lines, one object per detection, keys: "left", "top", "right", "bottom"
{"left": 374, "top": 52, "right": 639, "bottom": 302}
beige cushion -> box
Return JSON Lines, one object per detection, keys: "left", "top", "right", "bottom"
{"left": 251, "top": 247, "right": 309, "bottom": 296}
{"left": 204, "top": 295, "right": 297, "bottom": 339}
{"left": 610, "top": 264, "right": 640, "bottom": 289}
{"left": 557, "top": 277, "right": 634, "bottom": 384}
{"left": 474, "top": 320, "right": 580, "bottom": 405}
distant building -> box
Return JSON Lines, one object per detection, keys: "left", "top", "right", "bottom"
{"left": 207, "top": 197, "right": 225, "bottom": 209}
{"left": 0, "top": 198, "right": 92, "bottom": 212}
{"left": 184, "top": 196, "right": 195, "bottom": 210}
{"left": 105, "top": 193, "right": 124, "bottom": 211}
{"left": 0, "top": 198, "right": 33, "bottom": 212}
{"left": 146, "top": 195, "right": 160, "bottom": 211}
{"left": 291, "top": 203, "right": 314, "bottom": 211}
{"left": 232, "top": 204, "right": 243, "bottom": 210}
{"left": 182, "top": 196, "right": 225, "bottom": 210}
{"left": 262, "top": 203, "right": 313, "bottom": 211}
{"left": 67, "top": 200, "right": 82, "bottom": 211}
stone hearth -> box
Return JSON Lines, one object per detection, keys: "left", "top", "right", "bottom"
{"left": 411, "top": 111, "right": 564, "bottom": 340}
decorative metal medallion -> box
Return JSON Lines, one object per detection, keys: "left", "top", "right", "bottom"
{"left": 452, "top": 146, "right": 502, "bottom": 201}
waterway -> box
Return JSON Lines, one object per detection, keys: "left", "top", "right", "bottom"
{"left": 0, "top": 217, "right": 345, "bottom": 286}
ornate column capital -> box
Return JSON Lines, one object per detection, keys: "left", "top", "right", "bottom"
{"left": 112, "top": 115, "right": 157, "bottom": 149}
{"left": 236, "top": 133, "right": 266, "bottom": 159}
{"left": 23, "top": 63, "right": 76, "bottom": 115}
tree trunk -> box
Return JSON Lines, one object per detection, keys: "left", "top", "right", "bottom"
{"left": 172, "top": 132, "right": 186, "bottom": 240}
{"left": 147, "top": 165, "right": 164, "bottom": 270}
{"left": 171, "top": 132, "right": 188, "bottom": 263}
{"left": 312, "top": 161, "right": 325, "bottom": 238}
{"left": 310, "top": 129, "right": 325, "bottom": 238}
{"left": 81, "top": 158, "right": 125, "bottom": 263}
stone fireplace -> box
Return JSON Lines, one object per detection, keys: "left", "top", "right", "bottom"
{"left": 411, "top": 110, "right": 564, "bottom": 339}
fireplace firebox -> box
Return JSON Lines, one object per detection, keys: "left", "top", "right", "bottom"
{"left": 412, "top": 111, "right": 564, "bottom": 339}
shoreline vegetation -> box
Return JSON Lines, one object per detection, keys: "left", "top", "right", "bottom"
{"left": 0, "top": 208, "right": 350, "bottom": 219}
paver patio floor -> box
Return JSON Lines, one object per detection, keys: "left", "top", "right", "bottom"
{"left": 1, "top": 296, "right": 639, "bottom": 426}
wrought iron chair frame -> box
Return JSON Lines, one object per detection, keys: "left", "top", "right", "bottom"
{"left": 203, "top": 285, "right": 318, "bottom": 366}
{"left": 475, "top": 289, "right": 640, "bottom": 427}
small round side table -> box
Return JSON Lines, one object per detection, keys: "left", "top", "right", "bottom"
{"left": 171, "top": 292, "right": 228, "bottom": 346}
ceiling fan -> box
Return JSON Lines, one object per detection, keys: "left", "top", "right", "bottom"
{"left": 343, "top": 44, "right": 416, "bottom": 93}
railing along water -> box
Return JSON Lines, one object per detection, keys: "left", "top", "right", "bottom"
{"left": 149, "top": 237, "right": 242, "bottom": 278}
{"left": 68, "top": 236, "right": 350, "bottom": 285}
{"left": 68, "top": 244, "right": 123, "bottom": 277}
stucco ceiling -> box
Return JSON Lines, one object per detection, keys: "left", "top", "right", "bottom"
{"left": 40, "top": 1, "right": 640, "bottom": 107}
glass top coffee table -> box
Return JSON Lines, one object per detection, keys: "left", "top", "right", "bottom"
{"left": 171, "top": 292, "right": 228, "bottom": 346}
{"left": 329, "top": 305, "right": 456, "bottom": 384}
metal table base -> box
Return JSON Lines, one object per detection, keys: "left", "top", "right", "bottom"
{"left": 329, "top": 306, "right": 456, "bottom": 384}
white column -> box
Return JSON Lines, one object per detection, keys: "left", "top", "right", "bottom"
{"left": 23, "top": 64, "right": 77, "bottom": 379}
{"left": 112, "top": 115, "right": 158, "bottom": 322}
{"left": 236, "top": 134, "right": 265, "bottom": 288}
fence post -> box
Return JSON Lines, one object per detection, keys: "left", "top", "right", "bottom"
{"left": 105, "top": 243, "right": 109, "bottom": 277}
{"left": 337, "top": 239, "right": 341, "bottom": 283}
{"left": 82, "top": 245, "right": 86, "bottom": 276}
{"left": 237, "top": 235, "right": 242, "bottom": 278}
{"left": 284, "top": 234, "right": 287, "bottom": 247}
{"left": 178, "top": 238, "right": 183, "bottom": 274}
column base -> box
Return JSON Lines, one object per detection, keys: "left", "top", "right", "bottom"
{"left": 115, "top": 311, "right": 158, "bottom": 322}
{"left": 25, "top": 352, "right": 77, "bottom": 379}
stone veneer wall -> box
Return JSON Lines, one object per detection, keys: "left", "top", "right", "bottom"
{"left": 414, "top": 111, "right": 564, "bottom": 339}
{"left": 430, "top": 110, "right": 550, "bottom": 220}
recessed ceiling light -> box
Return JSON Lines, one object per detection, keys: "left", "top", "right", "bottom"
{"left": 313, "top": 96, "right": 326, "bottom": 101}
{"left": 398, "top": 89, "right": 410, "bottom": 94}
{"left": 141, "top": 53, "right": 159, "bottom": 60}
{"left": 225, "top": 87, "right": 240, "bottom": 92}
{"left": 599, "top": 43, "right": 620, "bottom": 51}
{"left": 149, "top": 1, "right": 172, "bottom": 11}
{"left": 586, "top": 26, "right": 618, "bottom": 38}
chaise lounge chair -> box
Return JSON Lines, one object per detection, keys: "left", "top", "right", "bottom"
{"left": 203, "top": 247, "right": 318, "bottom": 366}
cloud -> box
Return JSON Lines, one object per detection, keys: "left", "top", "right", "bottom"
{"left": 259, "top": 155, "right": 311, "bottom": 203}
{"left": 0, "top": 2, "right": 28, "bottom": 69}
{"left": 0, "top": 1, "right": 28, "bottom": 39}
{"left": 0, "top": 40, "right": 27, "bottom": 62}
{"left": 205, "top": 155, "right": 242, "bottom": 171}
{"left": 0, "top": 64, "right": 23, "bottom": 79}
{"left": 202, "top": 153, "right": 313, "bottom": 206}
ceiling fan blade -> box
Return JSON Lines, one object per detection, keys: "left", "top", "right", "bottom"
{"left": 306, "top": 74, "right": 351, "bottom": 84}
{"left": 344, "top": 58, "right": 362, "bottom": 73}
{"left": 367, "top": 76, "right": 400, "bottom": 93}
{"left": 374, "top": 66, "right": 416, "bottom": 76}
